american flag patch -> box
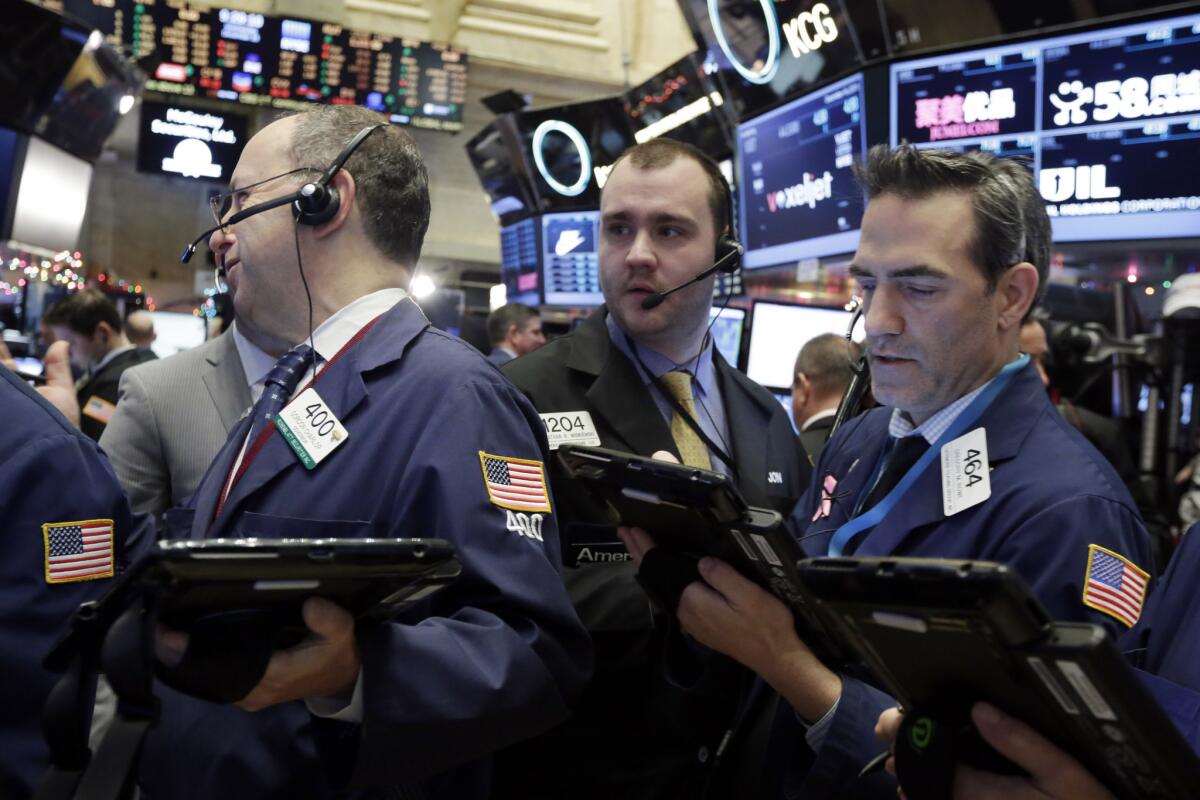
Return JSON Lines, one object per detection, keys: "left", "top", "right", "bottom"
{"left": 43, "top": 519, "right": 115, "bottom": 584}
{"left": 479, "top": 452, "right": 551, "bottom": 513}
{"left": 1082, "top": 544, "right": 1147, "bottom": 628}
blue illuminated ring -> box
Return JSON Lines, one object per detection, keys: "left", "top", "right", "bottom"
{"left": 707, "top": 0, "right": 780, "bottom": 85}
{"left": 532, "top": 120, "right": 592, "bottom": 197}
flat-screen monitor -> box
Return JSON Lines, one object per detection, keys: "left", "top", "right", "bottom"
{"left": 541, "top": 210, "right": 602, "bottom": 307}
{"left": 146, "top": 311, "right": 207, "bottom": 358}
{"left": 514, "top": 97, "right": 636, "bottom": 211}
{"left": 678, "top": 0, "right": 866, "bottom": 123}
{"left": 499, "top": 217, "right": 540, "bottom": 306}
{"left": 465, "top": 119, "right": 537, "bottom": 225}
{"left": 709, "top": 305, "right": 745, "bottom": 367}
{"left": 137, "top": 100, "right": 248, "bottom": 183}
{"left": 890, "top": 11, "right": 1200, "bottom": 242}
{"left": 737, "top": 71, "right": 867, "bottom": 269}
{"left": 746, "top": 300, "right": 854, "bottom": 391}
{"left": 9, "top": 135, "right": 93, "bottom": 252}
{"left": 623, "top": 53, "right": 732, "bottom": 158}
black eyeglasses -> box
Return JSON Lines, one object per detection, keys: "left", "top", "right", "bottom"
{"left": 209, "top": 167, "right": 321, "bottom": 228}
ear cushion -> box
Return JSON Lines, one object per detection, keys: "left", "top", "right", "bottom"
{"left": 715, "top": 236, "right": 742, "bottom": 273}
{"left": 293, "top": 183, "right": 340, "bottom": 226}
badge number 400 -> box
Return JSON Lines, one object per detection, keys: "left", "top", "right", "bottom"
{"left": 506, "top": 511, "right": 544, "bottom": 541}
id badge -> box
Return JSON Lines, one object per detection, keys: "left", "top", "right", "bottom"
{"left": 275, "top": 388, "right": 349, "bottom": 469}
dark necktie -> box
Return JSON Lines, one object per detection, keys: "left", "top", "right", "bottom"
{"left": 246, "top": 344, "right": 315, "bottom": 445}
{"left": 860, "top": 434, "right": 931, "bottom": 515}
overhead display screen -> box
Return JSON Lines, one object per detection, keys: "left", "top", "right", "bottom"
{"left": 136, "top": 100, "right": 247, "bottom": 182}
{"left": 623, "top": 53, "right": 732, "bottom": 158}
{"left": 737, "top": 71, "right": 867, "bottom": 269}
{"left": 64, "top": 0, "right": 468, "bottom": 131}
{"left": 678, "top": 0, "right": 865, "bottom": 122}
{"left": 890, "top": 12, "right": 1200, "bottom": 242}
{"left": 500, "top": 217, "right": 540, "bottom": 307}
{"left": 514, "top": 97, "right": 636, "bottom": 212}
{"left": 746, "top": 301, "right": 855, "bottom": 391}
{"left": 541, "top": 210, "right": 602, "bottom": 307}
{"left": 465, "top": 120, "right": 537, "bottom": 225}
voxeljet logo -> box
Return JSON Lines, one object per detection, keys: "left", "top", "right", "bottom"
{"left": 765, "top": 171, "right": 834, "bottom": 212}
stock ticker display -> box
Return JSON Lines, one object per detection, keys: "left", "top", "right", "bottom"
{"left": 891, "top": 12, "right": 1200, "bottom": 241}
{"left": 736, "top": 72, "right": 867, "bottom": 268}
{"left": 64, "top": 0, "right": 467, "bottom": 130}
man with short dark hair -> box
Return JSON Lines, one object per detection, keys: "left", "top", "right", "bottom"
{"left": 792, "top": 333, "right": 862, "bottom": 461}
{"left": 497, "top": 137, "right": 807, "bottom": 798}
{"left": 43, "top": 290, "right": 155, "bottom": 440}
{"left": 486, "top": 303, "right": 544, "bottom": 365}
{"left": 621, "top": 144, "right": 1151, "bottom": 798}
{"left": 130, "top": 104, "right": 589, "bottom": 799}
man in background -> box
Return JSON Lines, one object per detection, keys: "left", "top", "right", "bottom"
{"left": 486, "top": 302, "right": 545, "bottom": 365}
{"left": 124, "top": 309, "right": 158, "bottom": 355}
{"left": 792, "top": 332, "right": 862, "bottom": 462}
{"left": 43, "top": 290, "right": 155, "bottom": 441}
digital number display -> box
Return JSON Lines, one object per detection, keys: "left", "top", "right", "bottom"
{"left": 64, "top": 0, "right": 468, "bottom": 131}
{"left": 891, "top": 12, "right": 1200, "bottom": 241}
{"left": 737, "top": 72, "right": 867, "bottom": 268}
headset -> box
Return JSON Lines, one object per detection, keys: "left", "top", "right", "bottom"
{"left": 180, "top": 122, "right": 388, "bottom": 264}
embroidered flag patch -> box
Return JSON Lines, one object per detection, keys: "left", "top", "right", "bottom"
{"left": 479, "top": 452, "right": 551, "bottom": 513}
{"left": 813, "top": 474, "right": 838, "bottom": 522}
{"left": 82, "top": 396, "right": 116, "bottom": 425}
{"left": 1082, "top": 544, "right": 1147, "bottom": 628}
{"left": 44, "top": 519, "right": 115, "bottom": 584}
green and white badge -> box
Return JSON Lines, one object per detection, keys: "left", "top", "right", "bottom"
{"left": 275, "top": 388, "right": 348, "bottom": 469}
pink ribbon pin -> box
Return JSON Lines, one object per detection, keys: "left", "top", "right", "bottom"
{"left": 813, "top": 474, "right": 838, "bottom": 522}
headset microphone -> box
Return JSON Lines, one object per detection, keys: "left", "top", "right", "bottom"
{"left": 639, "top": 240, "right": 743, "bottom": 310}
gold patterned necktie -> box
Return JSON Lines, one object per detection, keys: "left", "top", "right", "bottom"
{"left": 660, "top": 371, "right": 712, "bottom": 470}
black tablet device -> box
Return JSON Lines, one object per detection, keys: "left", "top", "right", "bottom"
{"left": 796, "top": 556, "right": 1200, "bottom": 800}
{"left": 142, "top": 537, "right": 460, "bottom": 641}
{"left": 557, "top": 445, "right": 844, "bottom": 659}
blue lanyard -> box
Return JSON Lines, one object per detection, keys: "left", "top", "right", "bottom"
{"left": 827, "top": 354, "right": 1030, "bottom": 556}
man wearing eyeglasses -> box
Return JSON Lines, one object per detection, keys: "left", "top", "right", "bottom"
{"left": 123, "top": 106, "right": 590, "bottom": 800}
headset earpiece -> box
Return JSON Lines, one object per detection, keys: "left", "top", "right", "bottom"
{"left": 291, "top": 122, "right": 386, "bottom": 227}
{"left": 293, "top": 181, "right": 340, "bottom": 226}
{"left": 715, "top": 235, "right": 742, "bottom": 273}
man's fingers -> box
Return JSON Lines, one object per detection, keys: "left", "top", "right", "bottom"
{"left": 0, "top": 339, "right": 14, "bottom": 370}
{"left": 42, "top": 341, "right": 73, "bottom": 387}
{"left": 875, "top": 707, "right": 903, "bottom": 745}
{"left": 650, "top": 450, "right": 680, "bottom": 464}
{"left": 302, "top": 596, "right": 353, "bottom": 640}
{"left": 616, "top": 525, "right": 655, "bottom": 562}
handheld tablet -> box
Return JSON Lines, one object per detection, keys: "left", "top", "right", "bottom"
{"left": 146, "top": 538, "right": 460, "bottom": 642}
{"left": 557, "top": 445, "right": 844, "bottom": 662}
{"left": 797, "top": 556, "right": 1200, "bottom": 800}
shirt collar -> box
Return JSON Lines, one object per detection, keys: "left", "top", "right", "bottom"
{"left": 801, "top": 407, "right": 838, "bottom": 431}
{"left": 306, "top": 287, "right": 408, "bottom": 363}
{"left": 605, "top": 312, "right": 717, "bottom": 397}
{"left": 887, "top": 356, "right": 1019, "bottom": 444}
{"left": 231, "top": 321, "right": 276, "bottom": 390}
{"left": 91, "top": 344, "right": 136, "bottom": 375}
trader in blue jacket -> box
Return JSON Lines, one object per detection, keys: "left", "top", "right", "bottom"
{"left": 0, "top": 344, "right": 151, "bottom": 798}
{"left": 621, "top": 144, "right": 1151, "bottom": 798}
{"left": 135, "top": 105, "right": 590, "bottom": 799}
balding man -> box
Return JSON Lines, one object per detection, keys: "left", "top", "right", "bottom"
{"left": 791, "top": 332, "right": 862, "bottom": 461}
{"left": 124, "top": 310, "right": 157, "bottom": 354}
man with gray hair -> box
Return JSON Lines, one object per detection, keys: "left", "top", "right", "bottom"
{"left": 122, "top": 105, "right": 589, "bottom": 799}
{"left": 620, "top": 143, "right": 1151, "bottom": 798}
{"left": 791, "top": 332, "right": 862, "bottom": 461}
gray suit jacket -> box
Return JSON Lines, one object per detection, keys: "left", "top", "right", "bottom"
{"left": 99, "top": 331, "right": 251, "bottom": 516}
